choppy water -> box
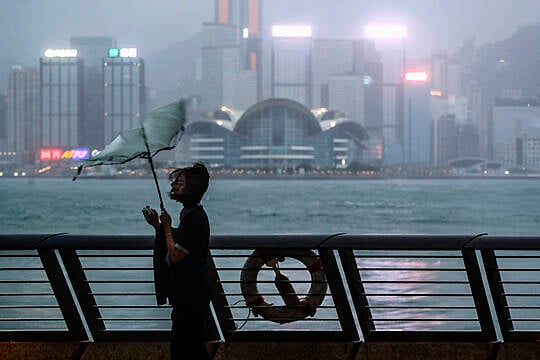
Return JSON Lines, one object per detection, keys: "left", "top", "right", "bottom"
{"left": 1, "top": 177, "right": 539, "bottom": 336}
{"left": 1, "top": 177, "right": 539, "bottom": 235}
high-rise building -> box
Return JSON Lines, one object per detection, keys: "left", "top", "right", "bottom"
{"left": 492, "top": 99, "right": 540, "bottom": 165}
{"left": 103, "top": 48, "right": 146, "bottom": 144}
{"left": 328, "top": 74, "right": 365, "bottom": 125}
{"left": 364, "top": 25, "right": 407, "bottom": 164}
{"left": 201, "top": 1, "right": 262, "bottom": 110}
{"left": 434, "top": 114, "right": 458, "bottom": 167}
{"left": 311, "top": 39, "right": 355, "bottom": 108}
{"left": 271, "top": 25, "right": 313, "bottom": 107}
{"left": 7, "top": 65, "right": 40, "bottom": 165}
{"left": 40, "top": 50, "right": 83, "bottom": 149}
{"left": 403, "top": 71, "right": 431, "bottom": 165}
{"left": 0, "top": 95, "right": 6, "bottom": 145}
{"left": 70, "top": 36, "right": 116, "bottom": 148}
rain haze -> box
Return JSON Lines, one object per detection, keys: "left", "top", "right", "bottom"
{"left": 0, "top": 0, "right": 538, "bottom": 85}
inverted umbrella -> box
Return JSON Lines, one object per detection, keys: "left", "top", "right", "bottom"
{"left": 73, "top": 100, "right": 186, "bottom": 209}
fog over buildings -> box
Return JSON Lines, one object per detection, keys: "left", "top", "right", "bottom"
{"left": 1, "top": 0, "right": 538, "bottom": 87}
{"left": 0, "top": 0, "right": 539, "bottom": 175}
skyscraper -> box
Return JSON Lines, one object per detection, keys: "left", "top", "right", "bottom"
{"left": 70, "top": 36, "right": 116, "bottom": 148}
{"left": 7, "top": 65, "right": 40, "bottom": 165}
{"left": 271, "top": 25, "right": 312, "bottom": 108}
{"left": 103, "top": 48, "right": 146, "bottom": 144}
{"left": 40, "top": 50, "right": 83, "bottom": 148}
{"left": 201, "top": 1, "right": 262, "bottom": 111}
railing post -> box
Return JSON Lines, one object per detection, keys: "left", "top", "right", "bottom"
{"left": 480, "top": 249, "right": 514, "bottom": 341}
{"left": 59, "top": 249, "right": 106, "bottom": 340}
{"left": 338, "top": 249, "right": 375, "bottom": 341}
{"left": 37, "top": 249, "right": 88, "bottom": 341}
{"left": 207, "top": 254, "right": 237, "bottom": 339}
{"left": 318, "top": 248, "right": 359, "bottom": 341}
{"left": 461, "top": 249, "right": 497, "bottom": 341}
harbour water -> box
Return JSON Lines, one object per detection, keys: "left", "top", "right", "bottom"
{"left": 1, "top": 177, "right": 539, "bottom": 235}
{"left": 1, "top": 177, "right": 538, "bottom": 335}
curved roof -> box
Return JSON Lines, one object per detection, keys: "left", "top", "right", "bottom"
{"left": 448, "top": 157, "right": 487, "bottom": 168}
{"left": 234, "top": 98, "right": 322, "bottom": 135}
{"left": 320, "top": 119, "right": 369, "bottom": 143}
{"left": 185, "top": 120, "right": 234, "bottom": 135}
{"left": 202, "top": 110, "right": 234, "bottom": 122}
{"left": 320, "top": 109, "right": 348, "bottom": 121}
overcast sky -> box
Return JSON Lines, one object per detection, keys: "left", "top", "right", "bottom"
{"left": 0, "top": 0, "right": 538, "bottom": 65}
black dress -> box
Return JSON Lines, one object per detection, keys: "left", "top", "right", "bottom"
{"left": 154, "top": 205, "right": 211, "bottom": 359}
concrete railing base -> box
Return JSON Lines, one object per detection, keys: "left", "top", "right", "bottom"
{"left": 1, "top": 341, "right": 538, "bottom": 359}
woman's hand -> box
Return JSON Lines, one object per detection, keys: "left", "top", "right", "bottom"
{"left": 160, "top": 209, "right": 172, "bottom": 230}
{"left": 142, "top": 206, "right": 160, "bottom": 231}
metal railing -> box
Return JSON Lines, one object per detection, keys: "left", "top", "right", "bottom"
{"left": 0, "top": 233, "right": 538, "bottom": 343}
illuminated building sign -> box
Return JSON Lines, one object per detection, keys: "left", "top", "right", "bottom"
{"left": 40, "top": 148, "right": 90, "bottom": 161}
{"left": 108, "top": 48, "right": 120, "bottom": 57}
{"left": 364, "top": 25, "right": 407, "bottom": 39}
{"left": 44, "top": 48, "right": 78, "bottom": 58}
{"left": 404, "top": 71, "right": 428, "bottom": 82}
{"left": 108, "top": 48, "right": 138, "bottom": 58}
{"left": 430, "top": 90, "right": 443, "bottom": 96}
{"left": 272, "top": 25, "right": 312, "bottom": 38}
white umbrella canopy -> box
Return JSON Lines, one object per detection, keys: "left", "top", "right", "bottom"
{"left": 73, "top": 100, "right": 187, "bottom": 208}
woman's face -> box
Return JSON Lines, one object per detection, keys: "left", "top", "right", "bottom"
{"left": 169, "top": 173, "right": 188, "bottom": 203}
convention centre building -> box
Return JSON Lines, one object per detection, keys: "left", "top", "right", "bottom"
{"left": 175, "top": 98, "right": 369, "bottom": 169}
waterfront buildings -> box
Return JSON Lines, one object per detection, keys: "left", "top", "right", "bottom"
{"left": 175, "top": 98, "right": 369, "bottom": 169}
{"left": 7, "top": 65, "right": 39, "bottom": 165}
{"left": 201, "top": 0, "right": 262, "bottom": 111}
{"left": 271, "top": 25, "right": 313, "bottom": 108}
{"left": 103, "top": 48, "right": 146, "bottom": 145}
{"left": 70, "top": 36, "right": 115, "bottom": 149}
{"left": 492, "top": 99, "right": 540, "bottom": 169}
{"left": 403, "top": 71, "right": 430, "bottom": 165}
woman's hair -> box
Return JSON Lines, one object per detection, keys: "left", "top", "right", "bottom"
{"left": 169, "top": 162, "right": 209, "bottom": 205}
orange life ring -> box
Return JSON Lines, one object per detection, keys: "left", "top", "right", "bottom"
{"left": 240, "top": 249, "right": 327, "bottom": 324}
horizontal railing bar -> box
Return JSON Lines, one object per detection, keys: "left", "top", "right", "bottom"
{"left": 505, "top": 306, "right": 540, "bottom": 309}
{"left": 0, "top": 305, "right": 59, "bottom": 309}
{"left": 366, "top": 306, "right": 476, "bottom": 309}
{"left": 495, "top": 256, "right": 540, "bottom": 258}
{"left": 82, "top": 267, "right": 153, "bottom": 270}
{"left": 0, "top": 318, "right": 65, "bottom": 321}
{"left": 0, "top": 255, "right": 39, "bottom": 258}
{"left": 97, "top": 318, "right": 170, "bottom": 321}
{"left": 356, "top": 268, "right": 465, "bottom": 271}
{"left": 371, "top": 318, "right": 479, "bottom": 322}
{"left": 93, "top": 305, "right": 170, "bottom": 309}
{"left": 78, "top": 254, "right": 151, "bottom": 257}
{"left": 499, "top": 281, "right": 540, "bottom": 284}
{"left": 362, "top": 293, "right": 472, "bottom": 297}
{"left": 228, "top": 318, "right": 339, "bottom": 322}
{"left": 218, "top": 280, "right": 327, "bottom": 284}
{"left": 222, "top": 293, "right": 329, "bottom": 296}
{"left": 508, "top": 318, "right": 540, "bottom": 321}
{"left": 212, "top": 254, "right": 320, "bottom": 258}
{"left": 502, "top": 293, "right": 540, "bottom": 297}
{"left": 352, "top": 255, "right": 462, "bottom": 259}
{"left": 0, "top": 268, "right": 44, "bottom": 271}
{"left": 91, "top": 293, "right": 155, "bottom": 296}
{"left": 0, "top": 293, "right": 54, "bottom": 296}
{"left": 225, "top": 305, "right": 336, "bottom": 309}
{"left": 214, "top": 267, "right": 312, "bottom": 271}
{"left": 497, "top": 268, "right": 540, "bottom": 271}
{"left": 358, "top": 280, "right": 470, "bottom": 284}
{"left": 85, "top": 280, "right": 153, "bottom": 283}
{"left": 0, "top": 280, "right": 49, "bottom": 283}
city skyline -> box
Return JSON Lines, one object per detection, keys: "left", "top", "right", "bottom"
{"left": 1, "top": 1, "right": 538, "bottom": 68}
